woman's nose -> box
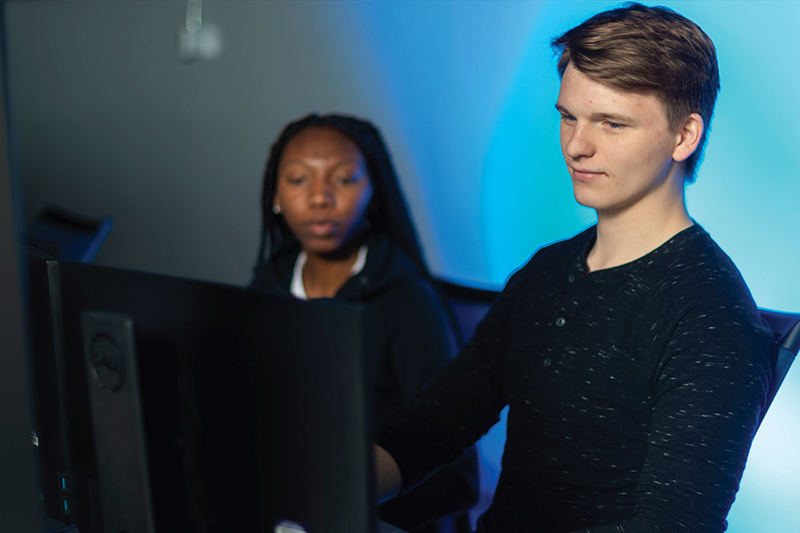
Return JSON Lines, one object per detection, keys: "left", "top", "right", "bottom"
{"left": 309, "top": 180, "right": 334, "bottom": 207}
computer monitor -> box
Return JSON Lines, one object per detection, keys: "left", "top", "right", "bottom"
{"left": 41, "top": 258, "right": 376, "bottom": 533}
{"left": 26, "top": 246, "right": 72, "bottom": 525}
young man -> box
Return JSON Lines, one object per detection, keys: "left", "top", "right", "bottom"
{"left": 375, "top": 3, "right": 774, "bottom": 532}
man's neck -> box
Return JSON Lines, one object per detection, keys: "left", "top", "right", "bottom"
{"left": 587, "top": 193, "right": 693, "bottom": 273}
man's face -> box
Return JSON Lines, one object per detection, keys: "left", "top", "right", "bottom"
{"left": 555, "top": 64, "right": 685, "bottom": 218}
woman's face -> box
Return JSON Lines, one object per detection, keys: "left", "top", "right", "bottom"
{"left": 273, "top": 126, "right": 374, "bottom": 257}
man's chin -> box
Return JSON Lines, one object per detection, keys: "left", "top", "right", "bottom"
{"left": 572, "top": 191, "right": 599, "bottom": 210}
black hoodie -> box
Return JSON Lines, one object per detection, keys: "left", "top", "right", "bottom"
{"left": 251, "top": 232, "right": 457, "bottom": 426}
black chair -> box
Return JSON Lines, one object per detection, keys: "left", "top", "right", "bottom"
{"left": 437, "top": 279, "right": 500, "bottom": 344}
{"left": 27, "top": 204, "right": 113, "bottom": 262}
{"left": 757, "top": 308, "right": 800, "bottom": 428}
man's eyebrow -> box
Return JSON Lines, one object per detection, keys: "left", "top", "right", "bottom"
{"left": 554, "top": 103, "right": 638, "bottom": 124}
{"left": 590, "top": 111, "right": 638, "bottom": 124}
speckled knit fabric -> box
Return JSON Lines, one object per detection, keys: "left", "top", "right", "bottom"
{"left": 376, "top": 224, "right": 774, "bottom": 533}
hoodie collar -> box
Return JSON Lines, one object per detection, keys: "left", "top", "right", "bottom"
{"left": 290, "top": 245, "right": 368, "bottom": 300}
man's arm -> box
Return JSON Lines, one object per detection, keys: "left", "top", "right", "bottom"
{"left": 581, "top": 301, "right": 773, "bottom": 532}
{"left": 371, "top": 269, "right": 521, "bottom": 511}
{"left": 374, "top": 444, "right": 401, "bottom": 504}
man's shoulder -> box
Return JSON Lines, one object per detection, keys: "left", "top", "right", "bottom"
{"left": 652, "top": 225, "right": 756, "bottom": 308}
{"left": 495, "top": 226, "right": 595, "bottom": 298}
{"left": 520, "top": 226, "right": 594, "bottom": 272}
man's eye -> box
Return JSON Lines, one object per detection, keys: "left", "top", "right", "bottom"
{"left": 607, "top": 122, "right": 625, "bottom": 130}
{"left": 561, "top": 114, "right": 576, "bottom": 123}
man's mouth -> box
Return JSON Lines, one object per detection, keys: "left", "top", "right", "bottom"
{"left": 571, "top": 168, "right": 606, "bottom": 182}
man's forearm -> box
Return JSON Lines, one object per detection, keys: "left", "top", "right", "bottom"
{"left": 374, "top": 444, "right": 402, "bottom": 504}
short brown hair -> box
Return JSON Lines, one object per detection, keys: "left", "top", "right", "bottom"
{"left": 551, "top": 2, "right": 719, "bottom": 181}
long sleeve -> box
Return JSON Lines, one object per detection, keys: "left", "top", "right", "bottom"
{"left": 375, "top": 269, "right": 524, "bottom": 490}
{"left": 579, "top": 298, "right": 772, "bottom": 532}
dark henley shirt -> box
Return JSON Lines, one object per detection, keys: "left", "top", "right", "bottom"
{"left": 376, "top": 224, "right": 773, "bottom": 533}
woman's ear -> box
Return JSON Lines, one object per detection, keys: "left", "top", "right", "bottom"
{"left": 672, "top": 113, "right": 704, "bottom": 163}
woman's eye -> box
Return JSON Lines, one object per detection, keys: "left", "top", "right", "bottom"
{"left": 335, "top": 170, "right": 364, "bottom": 185}
{"left": 285, "top": 175, "right": 306, "bottom": 185}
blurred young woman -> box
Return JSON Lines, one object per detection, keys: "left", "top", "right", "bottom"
{"left": 251, "top": 114, "right": 477, "bottom": 532}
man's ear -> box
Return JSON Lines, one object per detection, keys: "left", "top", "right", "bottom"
{"left": 673, "top": 113, "right": 704, "bottom": 162}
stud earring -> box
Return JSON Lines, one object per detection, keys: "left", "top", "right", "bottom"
{"left": 272, "top": 204, "right": 282, "bottom": 214}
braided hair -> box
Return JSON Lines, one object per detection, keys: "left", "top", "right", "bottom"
{"left": 254, "top": 113, "right": 427, "bottom": 274}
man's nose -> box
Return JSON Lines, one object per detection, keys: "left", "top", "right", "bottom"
{"left": 565, "top": 124, "right": 596, "bottom": 160}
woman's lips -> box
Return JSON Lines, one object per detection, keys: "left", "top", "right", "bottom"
{"left": 306, "top": 221, "right": 336, "bottom": 237}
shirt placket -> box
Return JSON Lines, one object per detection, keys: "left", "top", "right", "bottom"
{"left": 548, "top": 258, "right": 610, "bottom": 368}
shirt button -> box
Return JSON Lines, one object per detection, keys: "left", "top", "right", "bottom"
{"left": 567, "top": 274, "right": 575, "bottom": 283}
{"left": 542, "top": 357, "right": 552, "bottom": 367}
{"left": 555, "top": 317, "right": 566, "bottom": 327}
